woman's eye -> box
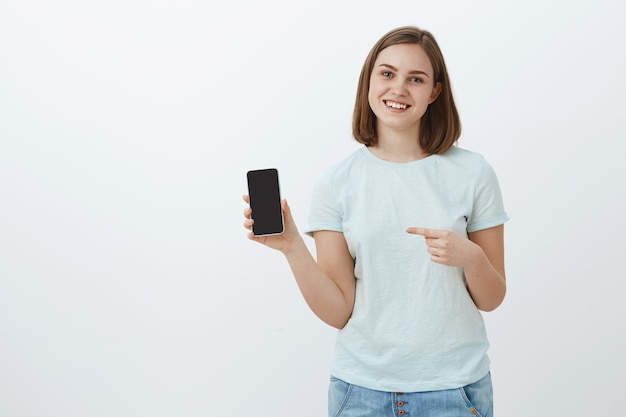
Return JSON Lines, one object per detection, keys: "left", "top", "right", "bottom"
{"left": 382, "top": 71, "right": 392, "bottom": 77}
{"left": 410, "top": 77, "right": 423, "bottom": 83}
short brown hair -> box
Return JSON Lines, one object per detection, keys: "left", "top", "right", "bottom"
{"left": 352, "top": 26, "right": 461, "bottom": 155}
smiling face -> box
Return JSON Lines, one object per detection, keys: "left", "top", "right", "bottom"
{"left": 368, "top": 43, "right": 442, "bottom": 139}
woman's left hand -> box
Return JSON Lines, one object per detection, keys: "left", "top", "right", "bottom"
{"left": 406, "top": 227, "right": 481, "bottom": 268}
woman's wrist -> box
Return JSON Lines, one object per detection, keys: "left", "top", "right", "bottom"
{"left": 281, "top": 233, "right": 307, "bottom": 257}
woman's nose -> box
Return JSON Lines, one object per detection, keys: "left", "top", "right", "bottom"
{"left": 390, "top": 78, "right": 408, "bottom": 95}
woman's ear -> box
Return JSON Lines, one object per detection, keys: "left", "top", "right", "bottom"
{"left": 428, "top": 82, "right": 442, "bottom": 104}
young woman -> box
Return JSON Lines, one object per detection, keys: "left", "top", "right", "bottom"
{"left": 243, "top": 25, "right": 508, "bottom": 417}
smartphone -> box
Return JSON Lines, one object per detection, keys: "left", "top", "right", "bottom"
{"left": 246, "top": 168, "right": 284, "bottom": 236}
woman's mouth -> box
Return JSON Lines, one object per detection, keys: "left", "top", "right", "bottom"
{"left": 384, "top": 100, "right": 409, "bottom": 110}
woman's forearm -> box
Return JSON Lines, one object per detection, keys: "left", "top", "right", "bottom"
{"left": 463, "top": 246, "right": 506, "bottom": 312}
{"left": 283, "top": 237, "right": 354, "bottom": 329}
{"left": 406, "top": 226, "right": 506, "bottom": 312}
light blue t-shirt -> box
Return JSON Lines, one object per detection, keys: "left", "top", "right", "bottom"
{"left": 304, "top": 145, "right": 509, "bottom": 392}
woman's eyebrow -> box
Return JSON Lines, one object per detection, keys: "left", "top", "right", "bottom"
{"left": 377, "top": 63, "right": 430, "bottom": 77}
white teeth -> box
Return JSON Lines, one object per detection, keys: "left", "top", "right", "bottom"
{"left": 386, "top": 101, "right": 407, "bottom": 109}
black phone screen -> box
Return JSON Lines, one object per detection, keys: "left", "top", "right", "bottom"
{"left": 246, "top": 168, "right": 284, "bottom": 236}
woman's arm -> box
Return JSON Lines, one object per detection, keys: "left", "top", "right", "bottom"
{"left": 286, "top": 230, "right": 356, "bottom": 328}
{"left": 465, "top": 225, "right": 506, "bottom": 311}
{"left": 243, "top": 197, "right": 356, "bottom": 328}
{"left": 406, "top": 225, "right": 506, "bottom": 311}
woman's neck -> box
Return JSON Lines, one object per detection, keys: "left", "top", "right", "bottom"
{"left": 369, "top": 129, "right": 427, "bottom": 163}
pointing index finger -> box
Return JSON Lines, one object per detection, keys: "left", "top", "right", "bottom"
{"left": 406, "top": 227, "right": 443, "bottom": 238}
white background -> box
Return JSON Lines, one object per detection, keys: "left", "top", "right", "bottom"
{"left": 1, "top": 0, "right": 624, "bottom": 416}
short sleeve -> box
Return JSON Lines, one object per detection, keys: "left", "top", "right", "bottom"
{"left": 466, "top": 157, "right": 509, "bottom": 233}
{"left": 303, "top": 171, "right": 343, "bottom": 237}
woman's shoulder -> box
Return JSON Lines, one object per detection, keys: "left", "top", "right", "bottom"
{"left": 441, "top": 145, "right": 492, "bottom": 168}
{"left": 442, "top": 145, "right": 484, "bottom": 161}
{"left": 318, "top": 146, "right": 368, "bottom": 179}
{"left": 436, "top": 146, "right": 498, "bottom": 182}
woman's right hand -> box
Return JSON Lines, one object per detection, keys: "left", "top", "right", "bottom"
{"left": 242, "top": 195, "right": 303, "bottom": 254}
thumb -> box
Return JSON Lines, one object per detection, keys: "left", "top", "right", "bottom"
{"left": 281, "top": 199, "right": 292, "bottom": 220}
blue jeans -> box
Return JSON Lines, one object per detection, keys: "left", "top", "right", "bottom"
{"left": 328, "top": 372, "right": 493, "bottom": 417}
